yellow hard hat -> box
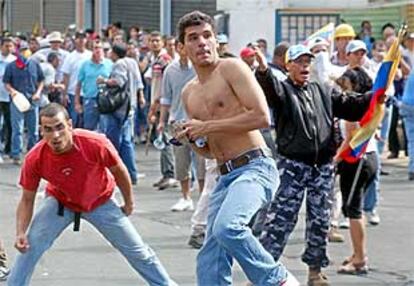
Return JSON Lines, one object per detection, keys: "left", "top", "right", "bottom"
{"left": 335, "top": 24, "right": 356, "bottom": 39}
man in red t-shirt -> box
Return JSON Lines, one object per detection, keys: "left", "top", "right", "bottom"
{"left": 7, "top": 103, "right": 176, "bottom": 285}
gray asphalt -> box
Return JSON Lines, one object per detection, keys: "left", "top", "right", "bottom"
{"left": 0, "top": 146, "right": 413, "bottom": 286}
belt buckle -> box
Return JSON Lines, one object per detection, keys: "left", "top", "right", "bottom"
{"left": 225, "top": 161, "right": 233, "bottom": 173}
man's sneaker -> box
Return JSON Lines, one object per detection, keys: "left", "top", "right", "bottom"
{"left": 159, "top": 178, "right": 179, "bottom": 190}
{"left": 12, "top": 158, "right": 21, "bottom": 166}
{"left": 171, "top": 198, "right": 194, "bottom": 212}
{"left": 409, "top": 172, "right": 414, "bottom": 181}
{"left": 153, "top": 177, "right": 166, "bottom": 188}
{"left": 0, "top": 155, "right": 4, "bottom": 164}
{"left": 365, "top": 211, "right": 380, "bottom": 226}
{"left": 188, "top": 233, "right": 205, "bottom": 249}
{"left": 0, "top": 266, "right": 10, "bottom": 281}
{"left": 339, "top": 219, "right": 350, "bottom": 229}
{"left": 281, "top": 270, "right": 300, "bottom": 286}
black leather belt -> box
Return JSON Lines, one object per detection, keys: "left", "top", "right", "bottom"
{"left": 219, "top": 148, "right": 267, "bottom": 175}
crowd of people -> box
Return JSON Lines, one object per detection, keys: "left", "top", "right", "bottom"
{"left": 0, "top": 10, "right": 412, "bottom": 286}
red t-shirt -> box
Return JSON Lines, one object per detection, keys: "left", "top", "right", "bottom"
{"left": 20, "top": 129, "right": 121, "bottom": 212}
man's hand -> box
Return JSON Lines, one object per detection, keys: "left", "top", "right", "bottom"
{"left": 157, "top": 121, "right": 165, "bottom": 134}
{"left": 75, "top": 101, "right": 83, "bottom": 114}
{"left": 32, "top": 92, "right": 41, "bottom": 101}
{"left": 254, "top": 47, "right": 268, "bottom": 72}
{"left": 138, "top": 94, "right": 146, "bottom": 108}
{"left": 15, "top": 233, "right": 30, "bottom": 253}
{"left": 96, "top": 76, "right": 106, "bottom": 84}
{"left": 121, "top": 201, "right": 134, "bottom": 216}
{"left": 181, "top": 119, "right": 208, "bottom": 141}
{"left": 62, "top": 94, "right": 69, "bottom": 107}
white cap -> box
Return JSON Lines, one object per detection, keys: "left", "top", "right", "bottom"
{"left": 346, "top": 40, "right": 367, "bottom": 54}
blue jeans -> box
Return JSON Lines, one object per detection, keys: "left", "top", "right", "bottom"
{"left": 7, "top": 196, "right": 175, "bottom": 286}
{"left": 82, "top": 98, "right": 102, "bottom": 131}
{"left": 10, "top": 101, "right": 39, "bottom": 159}
{"left": 103, "top": 113, "right": 138, "bottom": 183}
{"left": 197, "top": 156, "right": 288, "bottom": 285}
{"left": 67, "top": 94, "right": 82, "bottom": 128}
{"left": 400, "top": 107, "right": 414, "bottom": 173}
{"left": 364, "top": 150, "right": 380, "bottom": 212}
{"left": 378, "top": 105, "right": 392, "bottom": 154}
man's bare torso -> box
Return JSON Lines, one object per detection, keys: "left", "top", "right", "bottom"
{"left": 184, "top": 60, "right": 266, "bottom": 163}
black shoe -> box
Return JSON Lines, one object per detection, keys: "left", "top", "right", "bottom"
{"left": 188, "top": 233, "right": 205, "bottom": 249}
{"left": 409, "top": 173, "right": 414, "bottom": 181}
{"left": 380, "top": 169, "right": 390, "bottom": 176}
{"left": 387, "top": 152, "right": 398, "bottom": 159}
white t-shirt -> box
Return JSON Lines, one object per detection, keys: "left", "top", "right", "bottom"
{"left": 61, "top": 50, "right": 92, "bottom": 95}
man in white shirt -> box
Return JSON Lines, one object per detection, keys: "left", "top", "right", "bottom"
{"left": 61, "top": 31, "right": 92, "bottom": 127}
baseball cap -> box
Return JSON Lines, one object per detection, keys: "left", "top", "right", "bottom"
{"left": 19, "top": 41, "right": 29, "bottom": 51}
{"left": 286, "top": 44, "right": 314, "bottom": 63}
{"left": 240, "top": 47, "right": 255, "bottom": 58}
{"left": 75, "top": 30, "right": 86, "bottom": 38}
{"left": 307, "top": 37, "right": 329, "bottom": 51}
{"left": 217, "top": 34, "right": 228, "bottom": 44}
{"left": 346, "top": 40, "right": 367, "bottom": 54}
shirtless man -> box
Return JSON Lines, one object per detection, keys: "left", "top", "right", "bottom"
{"left": 175, "top": 11, "right": 298, "bottom": 286}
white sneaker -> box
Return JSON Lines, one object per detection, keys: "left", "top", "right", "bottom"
{"left": 365, "top": 211, "right": 380, "bottom": 225}
{"left": 339, "top": 219, "right": 350, "bottom": 229}
{"left": 0, "top": 266, "right": 10, "bottom": 281}
{"left": 0, "top": 155, "right": 4, "bottom": 164}
{"left": 281, "top": 270, "right": 300, "bottom": 286}
{"left": 171, "top": 198, "right": 194, "bottom": 212}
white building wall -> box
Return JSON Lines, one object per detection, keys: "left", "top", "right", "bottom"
{"left": 217, "top": 0, "right": 369, "bottom": 55}
{"left": 287, "top": 0, "right": 368, "bottom": 8}
{"left": 218, "top": 0, "right": 284, "bottom": 56}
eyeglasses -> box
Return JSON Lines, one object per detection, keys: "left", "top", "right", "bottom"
{"left": 292, "top": 57, "right": 313, "bottom": 66}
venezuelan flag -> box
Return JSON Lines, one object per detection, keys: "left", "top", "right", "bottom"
{"left": 339, "top": 28, "right": 404, "bottom": 163}
{"left": 303, "top": 23, "right": 335, "bottom": 53}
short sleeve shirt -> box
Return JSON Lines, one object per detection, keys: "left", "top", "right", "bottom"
{"left": 77, "top": 59, "right": 113, "bottom": 98}
{"left": 20, "top": 129, "right": 121, "bottom": 212}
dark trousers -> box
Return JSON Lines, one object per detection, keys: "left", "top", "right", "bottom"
{"left": 259, "top": 156, "right": 335, "bottom": 268}
{"left": 338, "top": 152, "right": 378, "bottom": 219}
{"left": 0, "top": 102, "right": 11, "bottom": 154}
{"left": 389, "top": 105, "right": 407, "bottom": 155}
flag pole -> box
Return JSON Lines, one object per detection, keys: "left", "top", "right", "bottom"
{"left": 345, "top": 24, "right": 407, "bottom": 207}
{"left": 346, "top": 155, "right": 365, "bottom": 208}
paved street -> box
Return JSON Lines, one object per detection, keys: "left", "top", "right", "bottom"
{"left": 0, "top": 146, "right": 413, "bottom": 286}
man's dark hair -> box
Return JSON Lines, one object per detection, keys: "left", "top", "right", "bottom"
{"left": 47, "top": 52, "right": 59, "bottom": 63}
{"left": 361, "top": 20, "right": 371, "bottom": 28}
{"left": 381, "top": 22, "right": 395, "bottom": 33}
{"left": 338, "top": 67, "right": 373, "bottom": 94}
{"left": 257, "top": 38, "right": 267, "bottom": 48}
{"left": 1, "top": 37, "right": 14, "bottom": 46}
{"left": 177, "top": 10, "right": 215, "bottom": 44}
{"left": 150, "top": 31, "right": 162, "bottom": 38}
{"left": 40, "top": 103, "right": 70, "bottom": 122}
{"left": 372, "top": 40, "right": 385, "bottom": 50}
{"left": 113, "top": 21, "right": 122, "bottom": 29}
{"left": 273, "top": 42, "right": 290, "bottom": 58}
{"left": 112, "top": 43, "right": 127, "bottom": 58}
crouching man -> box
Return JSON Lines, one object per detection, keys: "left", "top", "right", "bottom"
{"left": 7, "top": 103, "right": 176, "bottom": 286}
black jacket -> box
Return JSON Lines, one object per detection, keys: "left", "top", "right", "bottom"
{"left": 255, "top": 68, "right": 371, "bottom": 166}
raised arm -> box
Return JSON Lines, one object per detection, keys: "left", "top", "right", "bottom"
{"left": 332, "top": 89, "right": 373, "bottom": 121}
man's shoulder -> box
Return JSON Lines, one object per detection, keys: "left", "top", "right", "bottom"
{"left": 73, "top": 129, "right": 108, "bottom": 144}
{"left": 24, "top": 140, "right": 48, "bottom": 165}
